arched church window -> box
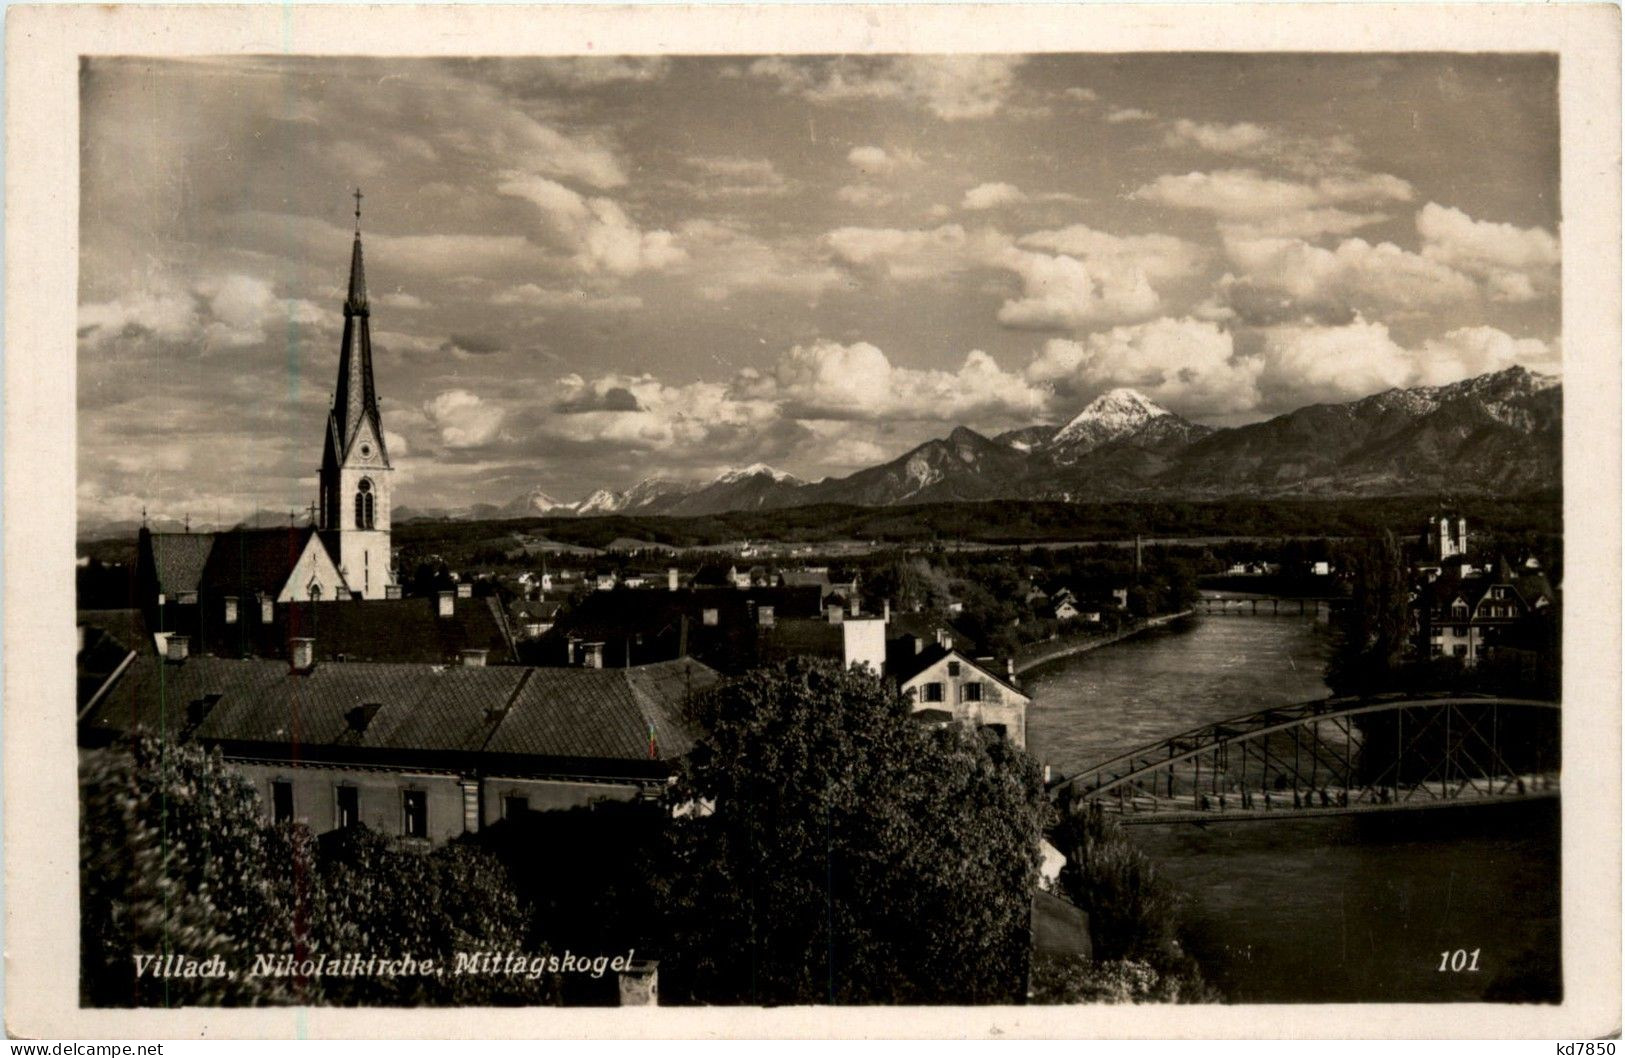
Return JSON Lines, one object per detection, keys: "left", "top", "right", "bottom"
{"left": 355, "top": 479, "right": 375, "bottom": 530}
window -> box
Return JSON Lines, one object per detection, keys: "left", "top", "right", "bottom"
{"left": 1453, "top": 626, "right": 1468, "bottom": 637}
{"left": 947, "top": 660, "right": 961, "bottom": 677}
{"left": 962, "top": 681, "right": 983, "bottom": 702}
{"left": 982, "top": 723, "right": 1008, "bottom": 741}
{"left": 272, "top": 781, "right": 294, "bottom": 824}
{"left": 355, "top": 479, "right": 375, "bottom": 530}
{"left": 402, "top": 789, "right": 427, "bottom": 838}
{"left": 503, "top": 795, "right": 529, "bottom": 820}
{"left": 336, "top": 785, "right": 359, "bottom": 829}
{"left": 702, "top": 608, "right": 719, "bottom": 627}
{"left": 921, "top": 682, "right": 945, "bottom": 703}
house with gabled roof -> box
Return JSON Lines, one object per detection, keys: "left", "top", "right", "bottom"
{"left": 892, "top": 639, "right": 1030, "bottom": 749}
{"left": 81, "top": 649, "right": 721, "bottom": 842}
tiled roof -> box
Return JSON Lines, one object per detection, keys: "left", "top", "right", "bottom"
{"left": 174, "top": 595, "right": 516, "bottom": 665}
{"left": 199, "top": 527, "right": 320, "bottom": 597}
{"left": 81, "top": 654, "right": 719, "bottom": 772}
{"left": 757, "top": 618, "right": 844, "bottom": 663}
{"left": 487, "top": 660, "right": 718, "bottom": 762}
{"left": 891, "top": 645, "right": 1027, "bottom": 701}
{"left": 144, "top": 532, "right": 218, "bottom": 596}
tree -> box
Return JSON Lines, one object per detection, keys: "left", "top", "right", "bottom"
{"left": 80, "top": 736, "right": 308, "bottom": 1006}
{"left": 81, "top": 735, "right": 557, "bottom": 1007}
{"left": 1326, "top": 532, "right": 1411, "bottom": 694}
{"left": 649, "top": 658, "right": 1045, "bottom": 1005}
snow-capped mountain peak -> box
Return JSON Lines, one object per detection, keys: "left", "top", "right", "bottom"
{"left": 712, "top": 463, "right": 802, "bottom": 485}
{"left": 1052, "top": 389, "right": 1171, "bottom": 447}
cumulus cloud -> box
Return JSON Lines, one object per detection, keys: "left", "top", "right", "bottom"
{"left": 847, "top": 145, "right": 920, "bottom": 176}
{"left": 1131, "top": 168, "right": 1413, "bottom": 238}
{"left": 1416, "top": 203, "right": 1559, "bottom": 302}
{"left": 1165, "top": 119, "right": 1272, "bottom": 155}
{"left": 1251, "top": 318, "right": 1416, "bottom": 407}
{"left": 828, "top": 221, "right": 1203, "bottom": 330}
{"left": 498, "top": 173, "right": 686, "bottom": 276}
{"left": 544, "top": 372, "right": 781, "bottom": 449}
{"left": 1024, "top": 318, "right": 1263, "bottom": 417}
{"left": 962, "top": 182, "right": 1028, "bottom": 210}
{"left": 1412, "top": 327, "right": 1557, "bottom": 385}
{"left": 1106, "top": 107, "right": 1156, "bottom": 123}
{"left": 746, "top": 55, "right": 1025, "bottom": 120}
{"left": 995, "top": 247, "right": 1162, "bottom": 330}
{"left": 1063, "top": 87, "right": 1098, "bottom": 101}
{"left": 79, "top": 273, "right": 332, "bottom": 353}
{"left": 734, "top": 340, "right": 1048, "bottom": 424}
{"left": 424, "top": 389, "right": 506, "bottom": 448}
{"left": 1221, "top": 233, "right": 1479, "bottom": 321}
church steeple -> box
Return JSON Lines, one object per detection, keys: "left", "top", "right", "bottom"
{"left": 332, "top": 189, "right": 383, "bottom": 464}
{"left": 345, "top": 188, "right": 369, "bottom": 315}
{"left": 316, "top": 189, "right": 396, "bottom": 600}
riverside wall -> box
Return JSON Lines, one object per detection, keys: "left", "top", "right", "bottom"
{"left": 1012, "top": 610, "right": 1193, "bottom": 677}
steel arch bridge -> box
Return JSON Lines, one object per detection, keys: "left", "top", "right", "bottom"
{"left": 1048, "top": 694, "right": 1559, "bottom": 824}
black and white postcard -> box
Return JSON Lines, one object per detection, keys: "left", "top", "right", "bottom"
{"left": 5, "top": 2, "right": 1619, "bottom": 1039}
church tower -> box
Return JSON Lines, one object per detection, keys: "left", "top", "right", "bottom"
{"left": 318, "top": 190, "right": 395, "bottom": 600}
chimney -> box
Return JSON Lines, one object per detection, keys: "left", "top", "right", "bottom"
{"left": 289, "top": 636, "right": 315, "bottom": 672}
{"left": 583, "top": 642, "right": 605, "bottom": 669}
{"left": 1007, "top": 657, "right": 1017, "bottom": 685}
{"left": 936, "top": 628, "right": 953, "bottom": 650}
{"left": 259, "top": 595, "right": 274, "bottom": 624}
{"left": 456, "top": 582, "right": 473, "bottom": 599}
{"left": 165, "top": 635, "right": 190, "bottom": 663}
{"left": 437, "top": 590, "right": 455, "bottom": 617}
{"left": 668, "top": 568, "right": 680, "bottom": 592}
{"left": 849, "top": 597, "right": 861, "bottom": 617}
{"left": 882, "top": 599, "right": 891, "bottom": 622}
{"left": 827, "top": 604, "right": 844, "bottom": 624}
{"left": 385, "top": 585, "right": 402, "bottom": 600}
{"left": 914, "top": 635, "right": 925, "bottom": 655}
{"left": 460, "top": 648, "right": 488, "bottom": 668}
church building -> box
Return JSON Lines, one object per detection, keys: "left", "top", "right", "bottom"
{"left": 316, "top": 200, "right": 396, "bottom": 601}
{"left": 125, "top": 195, "right": 521, "bottom": 664}
{"left": 137, "top": 196, "right": 398, "bottom": 612}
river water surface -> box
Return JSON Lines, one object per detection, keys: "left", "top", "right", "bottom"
{"left": 1024, "top": 613, "right": 1561, "bottom": 1003}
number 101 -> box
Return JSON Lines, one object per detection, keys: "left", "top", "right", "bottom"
{"left": 1438, "top": 948, "right": 1481, "bottom": 972}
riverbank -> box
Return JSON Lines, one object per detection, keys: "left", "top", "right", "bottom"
{"left": 1013, "top": 610, "right": 1193, "bottom": 676}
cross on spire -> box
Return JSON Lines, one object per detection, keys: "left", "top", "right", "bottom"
{"left": 353, "top": 187, "right": 363, "bottom": 234}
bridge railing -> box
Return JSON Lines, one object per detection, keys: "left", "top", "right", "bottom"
{"left": 1049, "top": 695, "right": 1559, "bottom": 819}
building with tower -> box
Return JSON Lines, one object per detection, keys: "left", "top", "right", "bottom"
{"left": 129, "top": 194, "right": 513, "bottom": 663}
{"left": 317, "top": 192, "right": 396, "bottom": 600}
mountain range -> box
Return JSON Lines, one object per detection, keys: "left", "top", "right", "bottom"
{"left": 396, "top": 367, "right": 1559, "bottom": 522}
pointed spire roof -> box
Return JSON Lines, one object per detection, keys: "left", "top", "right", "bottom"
{"left": 344, "top": 188, "right": 368, "bottom": 316}
{"left": 329, "top": 189, "right": 386, "bottom": 466}
{"left": 345, "top": 232, "right": 369, "bottom": 316}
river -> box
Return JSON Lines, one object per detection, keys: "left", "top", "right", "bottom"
{"left": 1023, "top": 612, "right": 1562, "bottom": 1003}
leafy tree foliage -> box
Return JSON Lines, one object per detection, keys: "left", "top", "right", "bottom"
{"left": 81, "top": 735, "right": 557, "bottom": 1007}
{"left": 1326, "top": 531, "right": 1412, "bottom": 694}
{"left": 1048, "top": 806, "right": 1212, "bottom": 1000}
{"left": 649, "top": 658, "right": 1045, "bottom": 1005}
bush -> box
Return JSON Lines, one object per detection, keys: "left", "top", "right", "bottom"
{"left": 1049, "top": 805, "right": 1215, "bottom": 1001}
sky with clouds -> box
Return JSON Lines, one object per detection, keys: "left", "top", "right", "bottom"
{"left": 79, "top": 53, "right": 1560, "bottom": 522}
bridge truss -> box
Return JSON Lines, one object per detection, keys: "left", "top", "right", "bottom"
{"left": 1049, "top": 695, "right": 1559, "bottom": 823}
